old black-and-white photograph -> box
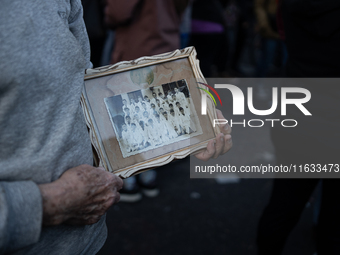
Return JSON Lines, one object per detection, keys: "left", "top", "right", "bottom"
{"left": 104, "top": 79, "right": 202, "bottom": 158}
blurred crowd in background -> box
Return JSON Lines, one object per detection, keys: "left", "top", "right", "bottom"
{"left": 82, "top": 0, "right": 286, "bottom": 78}
{"left": 80, "top": 1, "right": 340, "bottom": 255}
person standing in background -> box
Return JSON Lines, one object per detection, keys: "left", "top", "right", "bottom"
{"left": 105, "top": 0, "right": 189, "bottom": 64}
{"left": 188, "top": 0, "right": 229, "bottom": 77}
{"left": 254, "top": 0, "right": 287, "bottom": 77}
{"left": 257, "top": 1, "right": 340, "bottom": 254}
{"left": 81, "top": 0, "right": 107, "bottom": 67}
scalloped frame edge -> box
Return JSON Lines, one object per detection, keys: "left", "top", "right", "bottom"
{"left": 81, "top": 47, "right": 219, "bottom": 178}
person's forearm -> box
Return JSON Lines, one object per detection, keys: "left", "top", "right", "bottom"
{"left": 38, "top": 180, "right": 69, "bottom": 226}
{"left": 0, "top": 181, "right": 42, "bottom": 253}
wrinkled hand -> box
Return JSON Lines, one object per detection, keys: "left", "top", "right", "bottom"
{"left": 39, "top": 165, "right": 123, "bottom": 226}
{"left": 195, "top": 109, "right": 232, "bottom": 161}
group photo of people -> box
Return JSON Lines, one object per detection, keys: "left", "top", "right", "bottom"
{"left": 104, "top": 79, "right": 200, "bottom": 157}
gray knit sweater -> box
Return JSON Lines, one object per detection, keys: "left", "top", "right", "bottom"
{"left": 0, "top": 0, "right": 107, "bottom": 254}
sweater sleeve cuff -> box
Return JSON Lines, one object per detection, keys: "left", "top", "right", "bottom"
{"left": 0, "top": 181, "right": 42, "bottom": 253}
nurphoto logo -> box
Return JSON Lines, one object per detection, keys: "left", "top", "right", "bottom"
{"left": 198, "top": 83, "right": 312, "bottom": 128}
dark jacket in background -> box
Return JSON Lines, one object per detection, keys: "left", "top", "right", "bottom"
{"left": 272, "top": 0, "right": 340, "bottom": 161}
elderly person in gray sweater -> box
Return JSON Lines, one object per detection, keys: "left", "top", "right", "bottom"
{"left": 0, "top": 1, "right": 123, "bottom": 254}
{"left": 0, "top": 0, "right": 232, "bottom": 254}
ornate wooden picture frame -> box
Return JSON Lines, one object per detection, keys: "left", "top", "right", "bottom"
{"left": 81, "top": 47, "right": 219, "bottom": 178}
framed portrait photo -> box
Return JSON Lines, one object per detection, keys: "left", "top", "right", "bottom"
{"left": 81, "top": 47, "right": 219, "bottom": 178}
